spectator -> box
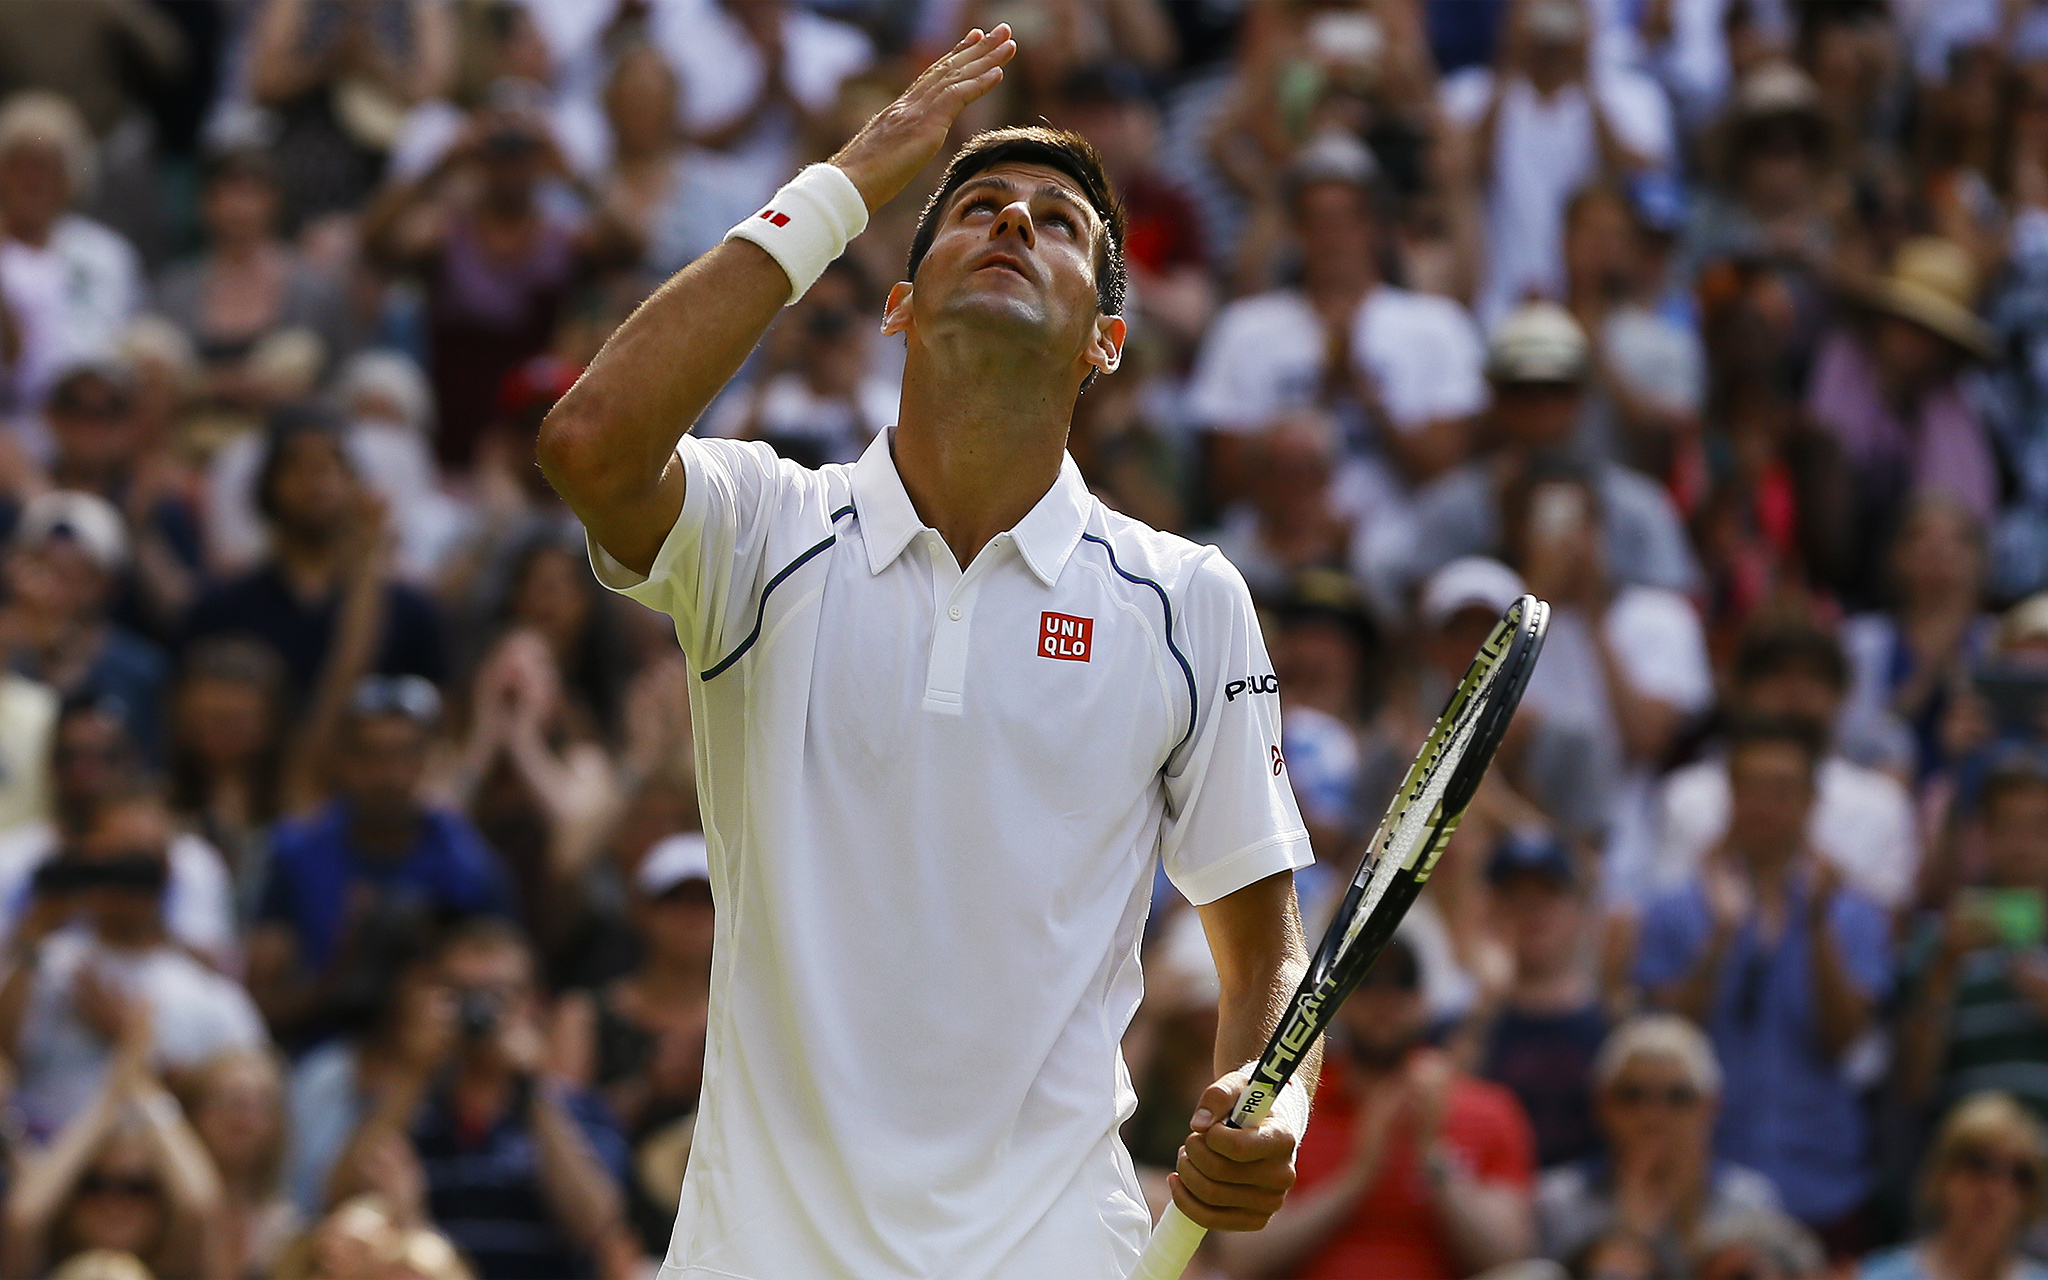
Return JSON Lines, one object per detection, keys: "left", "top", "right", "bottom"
{"left": 181, "top": 408, "right": 447, "bottom": 704}
{"left": 0, "top": 91, "right": 140, "bottom": 420}
{"left": 1538, "top": 1014, "right": 1783, "bottom": 1270}
{"left": 1688, "top": 63, "right": 1840, "bottom": 273}
{"left": 331, "top": 916, "right": 633, "bottom": 1280}
{"left": 553, "top": 832, "right": 711, "bottom": 1256}
{"left": 153, "top": 149, "right": 353, "bottom": 409}
{"left": 1377, "top": 302, "right": 1700, "bottom": 609}
{"left": 179, "top": 1049, "right": 297, "bottom": 1280}
{"left": 1217, "top": 936, "right": 1536, "bottom": 1279}
{"left": 1839, "top": 497, "right": 1995, "bottom": 778}
{"left": 165, "top": 639, "right": 288, "bottom": 904}
{"left": 361, "top": 102, "right": 636, "bottom": 467}
{"left": 1, "top": 787, "right": 263, "bottom": 1142}
{"left": 1860, "top": 1092, "right": 2048, "bottom": 1280}
{"left": 1205, "top": 410, "right": 1356, "bottom": 600}
{"left": 0, "top": 693, "right": 235, "bottom": 969}
{"left": 1637, "top": 717, "right": 1893, "bottom": 1244}
{"left": 1186, "top": 131, "right": 1487, "bottom": 512}
{"left": 1473, "top": 829, "right": 1607, "bottom": 1170}
{"left": 0, "top": 987, "right": 227, "bottom": 1280}
{"left": 249, "top": 676, "right": 507, "bottom": 1046}
{"left": 701, "top": 256, "right": 894, "bottom": 468}
{"left": 1441, "top": 0, "right": 1672, "bottom": 328}
{"left": 1807, "top": 239, "right": 2001, "bottom": 580}
{"left": 1901, "top": 751, "right": 2048, "bottom": 1119}
{"left": 0, "top": 642, "right": 56, "bottom": 833}
{"left": 596, "top": 42, "right": 756, "bottom": 281}
{"left": 1505, "top": 456, "right": 1713, "bottom": 868}
{"left": 1690, "top": 1206, "right": 1827, "bottom": 1280}
{"left": 1654, "top": 621, "right": 1922, "bottom": 911}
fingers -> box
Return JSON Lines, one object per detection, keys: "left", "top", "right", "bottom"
{"left": 1169, "top": 1153, "right": 1285, "bottom": 1232}
{"left": 1201, "top": 1116, "right": 1297, "bottom": 1164}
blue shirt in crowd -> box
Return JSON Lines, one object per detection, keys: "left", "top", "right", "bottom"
{"left": 258, "top": 800, "right": 509, "bottom": 971}
{"left": 1634, "top": 870, "right": 1893, "bottom": 1224}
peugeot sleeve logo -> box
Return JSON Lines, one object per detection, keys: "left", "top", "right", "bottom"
{"left": 1224, "top": 674, "right": 1281, "bottom": 702}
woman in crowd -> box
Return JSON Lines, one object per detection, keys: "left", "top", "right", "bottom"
{"left": 181, "top": 1050, "right": 297, "bottom": 1280}
{"left": 166, "top": 638, "right": 288, "bottom": 906}
{"left": 1860, "top": 1092, "right": 2048, "bottom": 1280}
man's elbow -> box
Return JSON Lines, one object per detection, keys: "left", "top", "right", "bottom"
{"left": 535, "top": 396, "right": 615, "bottom": 508}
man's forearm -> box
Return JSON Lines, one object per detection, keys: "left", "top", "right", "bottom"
{"left": 1428, "top": 1164, "right": 1534, "bottom": 1272}
{"left": 1807, "top": 909, "right": 1872, "bottom": 1058}
{"left": 1658, "top": 923, "right": 1735, "bottom": 1024}
{"left": 538, "top": 242, "right": 788, "bottom": 572}
{"left": 528, "top": 1086, "right": 626, "bottom": 1247}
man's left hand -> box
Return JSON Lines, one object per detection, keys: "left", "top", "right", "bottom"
{"left": 1169, "top": 1069, "right": 1302, "bottom": 1232}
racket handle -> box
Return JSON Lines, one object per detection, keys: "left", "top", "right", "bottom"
{"left": 1131, "top": 1203, "right": 1207, "bottom": 1280}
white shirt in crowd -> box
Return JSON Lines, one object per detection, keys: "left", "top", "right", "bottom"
{"left": 1651, "top": 754, "right": 1922, "bottom": 910}
{"left": 1185, "top": 285, "right": 1489, "bottom": 440}
{"left": 591, "top": 432, "right": 1309, "bottom": 1280}
{"left": 1440, "top": 67, "right": 1673, "bottom": 331}
{"left": 0, "top": 214, "right": 140, "bottom": 422}
{"left": 0, "top": 820, "right": 239, "bottom": 966}
{"left": 0, "top": 675, "right": 55, "bottom": 833}
{"left": 15, "top": 929, "right": 264, "bottom": 1140}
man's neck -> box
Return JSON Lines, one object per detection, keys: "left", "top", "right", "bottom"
{"left": 273, "top": 535, "right": 341, "bottom": 599}
{"left": 892, "top": 347, "right": 1076, "bottom": 567}
{"left": 1304, "top": 268, "right": 1375, "bottom": 320}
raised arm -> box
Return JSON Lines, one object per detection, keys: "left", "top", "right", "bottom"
{"left": 536, "top": 25, "right": 1018, "bottom": 577}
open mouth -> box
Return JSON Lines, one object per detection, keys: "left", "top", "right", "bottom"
{"left": 975, "top": 256, "right": 1031, "bottom": 280}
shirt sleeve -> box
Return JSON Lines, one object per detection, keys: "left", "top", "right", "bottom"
{"left": 1825, "top": 890, "right": 1894, "bottom": 999}
{"left": 1455, "top": 1080, "right": 1536, "bottom": 1189}
{"left": 1603, "top": 588, "right": 1714, "bottom": 712}
{"left": 585, "top": 436, "right": 819, "bottom": 663}
{"left": 1633, "top": 888, "right": 1708, "bottom": 993}
{"left": 1158, "top": 551, "right": 1312, "bottom": 905}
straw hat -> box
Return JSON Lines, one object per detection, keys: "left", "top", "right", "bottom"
{"left": 1858, "top": 237, "right": 1996, "bottom": 360}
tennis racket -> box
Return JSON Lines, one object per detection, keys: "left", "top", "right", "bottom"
{"left": 1131, "top": 593, "right": 1550, "bottom": 1280}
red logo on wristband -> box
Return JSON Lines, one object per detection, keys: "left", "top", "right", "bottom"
{"left": 759, "top": 209, "right": 790, "bottom": 227}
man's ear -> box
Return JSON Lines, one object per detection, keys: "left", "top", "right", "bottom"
{"left": 1083, "top": 314, "right": 1127, "bottom": 378}
{"left": 881, "top": 282, "right": 915, "bottom": 336}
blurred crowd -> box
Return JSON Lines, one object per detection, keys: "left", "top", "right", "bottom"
{"left": 13, "top": 0, "right": 2048, "bottom": 1278}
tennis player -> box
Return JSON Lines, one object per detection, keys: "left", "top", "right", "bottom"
{"left": 539, "top": 25, "right": 1315, "bottom": 1279}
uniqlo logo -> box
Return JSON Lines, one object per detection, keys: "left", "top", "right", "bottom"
{"left": 1039, "top": 612, "right": 1093, "bottom": 661}
{"left": 758, "top": 209, "right": 790, "bottom": 227}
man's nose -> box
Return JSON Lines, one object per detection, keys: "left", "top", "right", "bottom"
{"left": 991, "top": 199, "right": 1036, "bottom": 248}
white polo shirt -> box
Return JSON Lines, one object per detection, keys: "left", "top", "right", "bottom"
{"left": 592, "top": 431, "right": 1310, "bottom": 1280}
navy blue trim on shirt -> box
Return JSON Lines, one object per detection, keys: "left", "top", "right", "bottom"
{"left": 701, "top": 506, "right": 857, "bottom": 681}
{"left": 1078, "top": 533, "right": 1198, "bottom": 756}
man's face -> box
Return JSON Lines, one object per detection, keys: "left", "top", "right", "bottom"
{"left": 438, "top": 937, "right": 537, "bottom": 1067}
{"left": 1334, "top": 962, "right": 1426, "bottom": 1067}
{"left": 1291, "top": 181, "right": 1376, "bottom": 283}
{"left": 892, "top": 162, "right": 1119, "bottom": 380}
{"left": 0, "top": 141, "right": 67, "bottom": 239}
{"left": 336, "top": 714, "right": 428, "bottom": 827}
{"left": 1494, "top": 872, "right": 1581, "bottom": 977}
{"left": 50, "top": 375, "right": 138, "bottom": 474}
{"left": 269, "top": 432, "right": 357, "bottom": 538}
{"left": 76, "top": 801, "right": 171, "bottom": 944}
{"left": 1740, "top": 667, "right": 1842, "bottom": 728}
{"left": 201, "top": 172, "right": 279, "bottom": 246}
{"left": 1491, "top": 381, "right": 1582, "bottom": 448}
{"left": 1726, "top": 740, "right": 1815, "bottom": 863}
{"left": 54, "top": 711, "right": 133, "bottom": 810}
{"left": 1596, "top": 1052, "right": 1714, "bottom": 1167}
{"left": 6, "top": 539, "right": 106, "bottom": 624}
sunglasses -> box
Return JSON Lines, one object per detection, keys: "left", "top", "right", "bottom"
{"left": 1957, "top": 1149, "right": 2039, "bottom": 1191}
{"left": 78, "top": 1171, "right": 158, "bottom": 1198}
{"left": 1610, "top": 1082, "right": 1702, "bottom": 1109}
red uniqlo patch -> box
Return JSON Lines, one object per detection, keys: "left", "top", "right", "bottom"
{"left": 759, "top": 209, "right": 790, "bottom": 227}
{"left": 1039, "top": 612, "right": 1093, "bottom": 662}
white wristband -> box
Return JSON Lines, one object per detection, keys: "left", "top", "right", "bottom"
{"left": 725, "top": 163, "right": 871, "bottom": 305}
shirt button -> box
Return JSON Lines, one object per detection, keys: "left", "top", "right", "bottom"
{"left": 948, "top": 606, "right": 963, "bottom": 621}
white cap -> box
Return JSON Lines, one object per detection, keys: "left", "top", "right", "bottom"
{"left": 637, "top": 832, "right": 711, "bottom": 897}
{"left": 16, "top": 490, "right": 129, "bottom": 572}
{"left": 1420, "top": 556, "right": 1525, "bottom": 629}
{"left": 1487, "top": 302, "right": 1590, "bottom": 384}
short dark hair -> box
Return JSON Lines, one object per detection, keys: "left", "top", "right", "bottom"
{"left": 1724, "top": 714, "right": 1827, "bottom": 774}
{"left": 1732, "top": 621, "right": 1848, "bottom": 693}
{"left": 904, "top": 125, "right": 1127, "bottom": 321}
{"left": 254, "top": 402, "right": 352, "bottom": 525}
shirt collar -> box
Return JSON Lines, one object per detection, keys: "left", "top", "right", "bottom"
{"left": 850, "top": 430, "right": 1092, "bottom": 587}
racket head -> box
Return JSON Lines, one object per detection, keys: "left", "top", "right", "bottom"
{"left": 1228, "top": 595, "right": 1549, "bottom": 1126}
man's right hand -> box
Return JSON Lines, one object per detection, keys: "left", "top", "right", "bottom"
{"left": 830, "top": 25, "right": 1017, "bottom": 215}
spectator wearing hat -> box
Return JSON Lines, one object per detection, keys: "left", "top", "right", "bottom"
{"left": 0, "top": 787, "right": 263, "bottom": 1141}
{"left": 1472, "top": 829, "right": 1608, "bottom": 1171}
{"left": 1687, "top": 62, "right": 1840, "bottom": 273}
{"left": 1652, "top": 621, "right": 1921, "bottom": 912}
{"left": 1185, "top": 130, "right": 1487, "bottom": 516}
{"left": 1902, "top": 753, "right": 2048, "bottom": 1121}
{"left": 1440, "top": 0, "right": 1672, "bottom": 329}
{"left": 1217, "top": 936, "right": 1536, "bottom": 1280}
{"left": 1203, "top": 410, "right": 1358, "bottom": 602}
{"left": 181, "top": 406, "right": 447, "bottom": 706}
{"left": 0, "top": 91, "right": 140, "bottom": 421}
{"left": 1537, "top": 1015, "right": 1783, "bottom": 1270}
{"left": 0, "top": 693, "right": 234, "bottom": 971}
{"left": 1372, "top": 302, "right": 1701, "bottom": 612}
{"left": 1637, "top": 718, "right": 1893, "bottom": 1243}
{"left": 554, "top": 831, "right": 713, "bottom": 1255}
{"left": 0, "top": 489, "right": 168, "bottom": 757}
{"left": 248, "top": 675, "right": 508, "bottom": 1047}
{"left": 1860, "top": 1092, "right": 2048, "bottom": 1280}
{"left": 1806, "top": 238, "right": 2001, "bottom": 587}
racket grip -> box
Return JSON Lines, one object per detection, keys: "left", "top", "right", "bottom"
{"left": 1131, "top": 1203, "right": 1207, "bottom": 1280}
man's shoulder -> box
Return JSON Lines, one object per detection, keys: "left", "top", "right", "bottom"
{"left": 53, "top": 214, "right": 140, "bottom": 273}
{"left": 1079, "top": 509, "right": 1253, "bottom": 622}
{"left": 269, "top": 803, "right": 350, "bottom": 862}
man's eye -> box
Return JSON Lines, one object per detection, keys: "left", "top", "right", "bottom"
{"left": 1046, "top": 214, "right": 1076, "bottom": 234}
{"left": 963, "top": 198, "right": 996, "bottom": 216}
